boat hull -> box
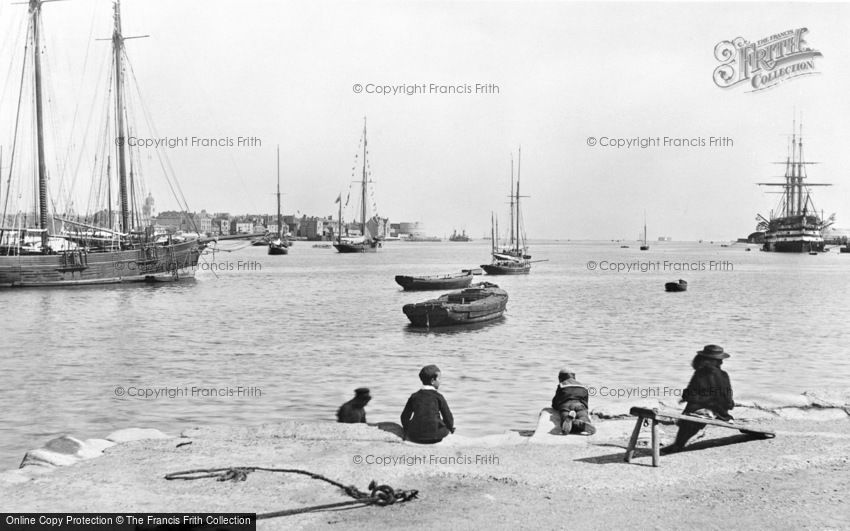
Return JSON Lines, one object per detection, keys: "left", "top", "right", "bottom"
{"left": 403, "top": 283, "right": 508, "bottom": 327}
{"left": 395, "top": 272, "right": 473, "bottom": 291}
{"left": 481, "top": 262, "right": 530, "bottom": 275}
{"left": 762, "top": 240, "right": 825, "bottom": 253}
{"left": 0, "top": 240, "right": 203, "bottom": 288}
{"left": 665, "top": 281, "right": 688, "bottom": 292}
{"left": 268, "top": 244, "right": 288, "bottom": 255}
{"left": 761, "top": 215, "right": 825, "bottom": 253}
{"left": 334, "top": 240, "right": 381, "bottom": 253}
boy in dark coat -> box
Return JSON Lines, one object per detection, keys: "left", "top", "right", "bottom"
{"left": 337, "top": 388, "right": 371, "bottom": 423}
{"left": 552, "top": 368, "right": 596, "bottom": 435}
{"left": 662, "top": 344, "right": 735, "bottom": 454}
{"left": 400, "top": 365, "right": 455, "bottom": 444}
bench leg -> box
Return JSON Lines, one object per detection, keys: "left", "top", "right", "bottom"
{"left": 651, "top": 419, "right": 660, "bottom": 467}
{"left": 624, "top": 416, "right": 644, "bottom": 463}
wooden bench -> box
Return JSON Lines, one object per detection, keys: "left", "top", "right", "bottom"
{"left": 624, "top": 407, "right": 775, "bottom": 467}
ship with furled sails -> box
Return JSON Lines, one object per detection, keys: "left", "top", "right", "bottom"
{"left": 0, "top": 1, "right": 206, "bottom": 287}
{"left": 756, "top": 120, "right": 835, "bottom": 253}
{"left": 334, "top": 119, "right": 383, "bottom": 253}
{"left": 268, "top": 146, "right": 289, "bottom": 255}
{"left": 482, "top": 148, "right": 532, "bottom": 275}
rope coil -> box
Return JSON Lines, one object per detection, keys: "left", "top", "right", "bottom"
{"left": 165, "top": 467, "right": 418, "bottom": 518}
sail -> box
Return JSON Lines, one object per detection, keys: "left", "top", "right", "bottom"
{"left": 334, "top": 119, "right": 382, "bottom": 253}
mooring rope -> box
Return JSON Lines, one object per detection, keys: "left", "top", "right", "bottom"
{"left": 164, "top": 467, "right": 418, "bottom": 519}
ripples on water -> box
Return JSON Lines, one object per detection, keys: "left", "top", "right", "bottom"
{"left": 1, "top": 240, "right": 849, "bottom": 467}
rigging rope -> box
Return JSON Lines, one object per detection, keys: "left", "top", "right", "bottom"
{"left": 125, "top": 56, "right": 199, "bottom": 233}
{"left": 164, "top": 467, "right": 418, "bottom": 519}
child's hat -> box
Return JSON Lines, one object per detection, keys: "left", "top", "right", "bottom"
{"left": 696, "top": 344, "right": 730, "bottom": 359}
{"left": 558, "top": 367, "right": 575, "bottom": 378}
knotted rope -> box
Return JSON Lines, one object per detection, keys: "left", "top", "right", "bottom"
{"left": 165, "top": 467, "right": 418, "bottom": 518}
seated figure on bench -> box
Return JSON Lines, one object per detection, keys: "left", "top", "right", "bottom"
{"left": 552, "top": 368, "right": 596, "bottom": 435}
{"left": 662, "top": 344, "right": 734, "bottom": 454}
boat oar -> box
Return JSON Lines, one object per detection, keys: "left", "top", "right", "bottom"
{"left": 529, "top": 259, "right": 549, "bottom": 263}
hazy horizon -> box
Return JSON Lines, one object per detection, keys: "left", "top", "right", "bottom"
{"left": 2, "top": 1, "right": 848, "bottom": 241}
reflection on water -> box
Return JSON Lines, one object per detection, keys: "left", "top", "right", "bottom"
{"left": 1, "top": 240, "right": 849, "bottom": 468}
{"left": 403, "top": 316, "right": 507, "bottom": 335}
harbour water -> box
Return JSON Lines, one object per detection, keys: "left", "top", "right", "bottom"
{"left": 2, "top": 240, "right": 849, "bottom": 469}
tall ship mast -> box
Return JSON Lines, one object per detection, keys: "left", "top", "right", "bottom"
{"left": 482, "top": 147, "right": 532, "bottom": 275}
{"left": 268, "top": 145, "right": 289, "bottom": 255}
{"left": 0, "top": 0, "right": 206, "bottom": 286}
{"left": 756, "top": 119, "right": 833, "bottom": 253}
{"left": 639, "top": 211, "right": 649, "bottom": 251}
{"left": 333, "top": 118, "right": 383, "bottom": 253}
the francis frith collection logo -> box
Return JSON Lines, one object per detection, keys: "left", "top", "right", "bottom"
{"left": 713, "top": 28, "right": 822, "bottom": 92}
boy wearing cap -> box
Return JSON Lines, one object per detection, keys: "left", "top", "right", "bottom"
{"left": 662, "top": 344, "right": 735, "bottom": 454}
{"left": 337, "top": 388, "right": 372, "bottom": 423}
{"left": 552, "top": 368, "right": 596, "bottom": 435}
{"left": 400, "top": 365, "right": 455, "bottom": 444}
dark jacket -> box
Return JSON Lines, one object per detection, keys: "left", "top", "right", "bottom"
{"left": 400, "top": 389, "right": 454, "bottom": 443}
{"left": 552, "top": 378, "right": 589, "bottom": 410}
{"left": 337, "top": 398, "right": 368, "bottom": 423}
{"left": 682, "top": 365, "right": 734, "bottom": 420}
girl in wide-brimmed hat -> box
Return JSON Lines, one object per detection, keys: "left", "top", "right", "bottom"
{"left": 661, "top": 344, "right": 734, "bottom": 454}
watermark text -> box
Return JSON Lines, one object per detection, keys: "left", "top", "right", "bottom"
{"left": 352, "top": 453, "right": 500, "bottom": 466}
{"left": 586, "top": 260, "right": 733, "bottom": 272}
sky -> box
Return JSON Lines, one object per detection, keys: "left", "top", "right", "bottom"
{"left": 1, "top": 0, "right": 849, "bottom": 240}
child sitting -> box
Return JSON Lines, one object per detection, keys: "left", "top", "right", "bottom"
{"left": 400, "top": 365, "right": 455, "bottom": 444}
{"left": 551, "top": 368, "right": 596, "bottom": 435}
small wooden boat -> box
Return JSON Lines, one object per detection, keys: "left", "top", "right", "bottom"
{"left": 403, "top": 282, "right": 508, "bottom": 327}
{"left": 664, "top": 279, "right": 688, "bottom": 292}
{"left": 395, "top": 269, "right": 478, "bottom": 291}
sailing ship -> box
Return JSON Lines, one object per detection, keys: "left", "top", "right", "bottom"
{"left": 0, "top": 0, "right": 205, "bottom": 287}
{"left": 268, "top": 146, "right": 289, "bottom": 255}
{"left": 334, "top": 119, "right": 382, "bottom": 253}
{"left": 482, "top": 149, "right": 531, "bottom": 275}
{"left": 756, "top": 119, "right": 834, "bottom": 253}
{"left": 639, "top": 212, "right": 650, "bottom": 251}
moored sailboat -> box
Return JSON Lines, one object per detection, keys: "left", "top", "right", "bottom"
{"left": 268, "top": 146, "right": 289, "bottom": 255}
{"left": 482, "top": 149, "right": 531, "bottom": 275}
{"left": 334, "top": 119, "right": 382, "bottom": 253}
{"left": 0, "top": 0, "right": 205, "bottom": 287}
{"left": 640, "top": 212, "right": 650, "bottom": 251}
